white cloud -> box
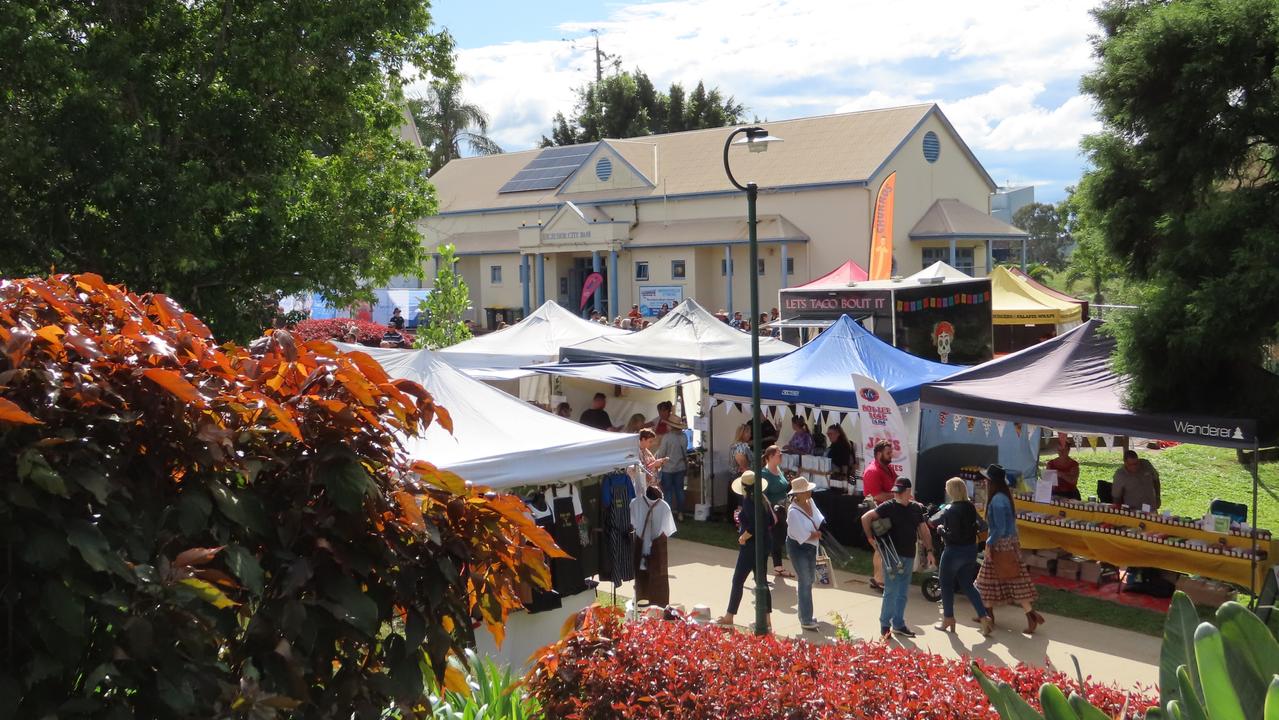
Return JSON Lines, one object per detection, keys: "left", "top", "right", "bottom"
{"left": 431, "top": 0, "right": 1102, "bottom": 158}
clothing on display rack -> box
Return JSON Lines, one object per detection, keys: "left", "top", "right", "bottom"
{"left": 547, "top": 489, "right": 588, "bottom": 597}
{"left": 600, "top": 472, "right": 636, "bottom": 584}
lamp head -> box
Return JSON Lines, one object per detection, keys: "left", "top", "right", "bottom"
{"left": 733, "top": 126, "right": 783, "bottom": 153}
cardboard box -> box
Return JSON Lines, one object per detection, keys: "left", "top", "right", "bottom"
{"left": 1078, "top": 561, "right": 1105, "bottom": 584}
{"left": 1023, "top": 554, "right": 1056, "bottom": 573}
{"left": 1056, "top": 558, "right": 1081, "bottom": 580}
{"left": 1176, "top": 577, "right": 1236, "bottom": 607}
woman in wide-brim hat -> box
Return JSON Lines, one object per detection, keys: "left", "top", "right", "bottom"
{"left": 975, "top": 464, "right": 1045, "bottom": 634}
{"left": 715, "top": 471, "right": 775, "bottom": 628}
{"left": 786, "top": 477, "right": 825, "bottom": 630}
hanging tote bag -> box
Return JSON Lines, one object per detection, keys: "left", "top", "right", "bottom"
{"left": 987, "top": 542, "right": 1022, "bottom": 579}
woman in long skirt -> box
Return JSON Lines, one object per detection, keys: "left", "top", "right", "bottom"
{"left": 975, "top": 464, "right": 1045, "bottom": 634}
{"left": 631, "top": 484, "right": 677, "bottom": 607}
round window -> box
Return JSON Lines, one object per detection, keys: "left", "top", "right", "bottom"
{"left": 922, "top": 131, "right": 940, "bottom": 163}
{"left": 595, "top": 156, "right": 613, "bottom": 182}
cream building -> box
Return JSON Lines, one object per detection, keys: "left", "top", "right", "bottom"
{"left": 423, "top": 103, "right": 1027, "bottom": 329}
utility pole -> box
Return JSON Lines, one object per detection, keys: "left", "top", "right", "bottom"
{"left": 591, "top": 29, "right": 603, "bottom": 83}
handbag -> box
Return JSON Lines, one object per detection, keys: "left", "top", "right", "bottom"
{"left": 815, "top": 545, "right": 832, "bottom": 585}
{"left": 987, "top": 544, "right": 1022, "bottom": 579}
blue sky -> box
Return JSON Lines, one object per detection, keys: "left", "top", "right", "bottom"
{"left": 426, "top": 0, "right": 1101, "bottom": 202}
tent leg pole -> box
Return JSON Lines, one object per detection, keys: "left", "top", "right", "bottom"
{"left": 707, "top": 390, "right": 714, "bottom": 516}
{"left": 1253, "top": 440, "right": 1261, "bottom": 605}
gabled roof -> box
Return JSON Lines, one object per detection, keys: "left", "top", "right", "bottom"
{"left": 907, "top": 261, "right": 974, "bottom": 282}
{"left": 794, "top": 260, "right": 869, "bottom": 289}
{"left": 909, "top": 199, "right": 1028, "bottom": 240}
{"left": 431, "top": 104, "right": 960, "bottom": 213}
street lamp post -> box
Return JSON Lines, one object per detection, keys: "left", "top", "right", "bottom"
{"left": 723, "top": 126, "right": 782, "bottom": 636}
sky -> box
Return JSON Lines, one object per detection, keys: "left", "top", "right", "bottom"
{"left": 423, "top": 0, "right": 1104, "bottom": 203}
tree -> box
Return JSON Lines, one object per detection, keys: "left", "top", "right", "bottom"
{"left": 415, "top": 244, "right": 473, "bottom": 349}
{"left": 541, "top": 69, "right": 745, "bottom": 146}
{"left": 1064, "top": 233, "right": 1122, "bottom": 305}
{"left": 409, "top": 76, "right": 504, "bottom": 176}
{"left": 1077, "top": 0, "right": 1279, "bottom": 431}
{"left": 0, "top": 274, "right": 560, "bottom": 717}
{"left": 0, "top": 1, "right": 454, "bottom": 341}
{"left": 1011, "top": 202, "right": 1071, "bottom": 270}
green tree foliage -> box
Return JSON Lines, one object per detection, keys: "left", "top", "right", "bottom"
{"left": 542, "top": 70, "right": 746, "bottom": 146}
{"left": 1012, "top": 202, "right": 1072, "bottom": 270}
{"left": 409, "top": 77, "right": 504, "bottom": 176}
{"left": 1078, "top": 0, "right": 1279, "bottom": 432}
{"left": 0, "top": 275, "right": 561, "bottom": 718}
{"left": 415, "top": 244, "right": 473, "bottom": 349}
{"left": 0, "top": 1, "right": 453, "bottom": 341}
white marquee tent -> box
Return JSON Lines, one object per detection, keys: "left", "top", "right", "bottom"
{"left": 437, "top": 300, "right": 628, "bottom": 374}
{"left": 340, "top": 343, "right": 638, "bottom": 488}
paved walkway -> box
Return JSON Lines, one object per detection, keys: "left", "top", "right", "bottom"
{"left": 604, "top": 539, "right": 1160, "bottom": 691}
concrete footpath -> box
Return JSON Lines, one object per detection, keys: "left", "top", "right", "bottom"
{"left": 606, "top": 539, "right": 1160, "bottom": 691}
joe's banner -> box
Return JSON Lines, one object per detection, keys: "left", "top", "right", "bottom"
{"left": 851, "top": 372, "right": 913, "bottom": 479}
{"left": 868, "top": 172, "right": 896, "bottom": 280}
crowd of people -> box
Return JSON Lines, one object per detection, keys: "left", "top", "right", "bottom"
{"left": 582, "top": 304, "right": 783, "bottom": 336}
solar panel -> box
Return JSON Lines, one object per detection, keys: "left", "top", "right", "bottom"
{"left": 498, "top": 143, "right": 599, "bottom": 193}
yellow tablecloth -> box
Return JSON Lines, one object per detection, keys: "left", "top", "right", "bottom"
{"left": 1013, "top": 498, "right": 1277, "bottom": 592}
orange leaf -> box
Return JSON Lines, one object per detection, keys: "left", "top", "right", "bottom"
{"left": 35, "top": 325, "right": 65, "bottom": 348}
{"left": 410, "top": 461, "right": 467, "bottom": 495}
{"left": 394, "top": 491, "right": 426, "bottom": 531}
{"left": 342, "top": 350, "right": 391, "bottom": 386}
{"left": 142, "top": 369, "right": 204, "bottom": 406}
{"left": 0, "top": 398, "right": 40, "bottom": 425}
{"left": 443, "top": 664, "right": 470, "bottom": 696}
{"left": 258, "top": 396, "right": 303, "bottom": 441}
{"left": 434, "top": 404, "right": 454, "bottom": 434}
{"left": 175, "top": 546, "right": 224, "bottom": 567}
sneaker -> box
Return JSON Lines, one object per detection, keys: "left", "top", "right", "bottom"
{"left": 892, "top": 626, "right": 918, "bottom": 638}
{"left": 801, "top": 622, "right": 820, "bottom": 631}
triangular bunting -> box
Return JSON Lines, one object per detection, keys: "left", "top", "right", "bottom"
{"left": 1073, "top": 433, "right": 1084, "bottom": 448}
{"left": 981, "top": 418, "right": 992, "bottom": 436}
{"left": 1013, "top": 422, "right": 1022, "bottom": 437}
{"left": 966, "top": 417, "right": 975, "bottom": 433}
{"left": 952, "top": 414, "right": 963, "bottom": 432}
{"left": 995, "top": 420, "right": 1006, "bottom": 437}
{"left": 938, "top": 410, "right": 949, "bottom": 427}
{"left": 1086, "top": 435, "right": 1099, "bottom": 450}
{"left": 1100, "top": 434, "right": 1114, "bottom": 448}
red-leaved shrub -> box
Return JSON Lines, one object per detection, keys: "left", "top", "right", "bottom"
{"left": 291, "top": 317, "right": 413, "bottom": 345}
{"left": 527, "top": 608, "right": 1154, "bottom": 719}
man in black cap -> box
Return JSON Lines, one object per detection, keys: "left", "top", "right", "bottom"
{"left": 861, "top": 477, "right": 934, "bottom": 640}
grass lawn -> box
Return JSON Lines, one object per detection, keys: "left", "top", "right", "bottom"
{"left": 676, "top": 517, "right": 1176, "bottom": 636}
{"left": 1066, "top": 444, "right": 1279, "bottom": 530}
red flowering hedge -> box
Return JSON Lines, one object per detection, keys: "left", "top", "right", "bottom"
{"left": 292, "top": 317, "right": 413, "bottom": 345}
{"left": 527, "top": 608, "right": 1154, "bottom": 719}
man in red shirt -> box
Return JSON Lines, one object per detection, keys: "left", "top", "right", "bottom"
{"left": 861, "top": 440, "right": 897, "bottom": 590}
{"left": 1046, "top": 436, "right": 1081, "bottom": 500}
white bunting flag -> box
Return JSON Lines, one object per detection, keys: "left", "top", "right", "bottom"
{"left": 981, "top": 418, "right": 993, "bottom": 436}
{"left": 995, "top": 420, "right": 1007, "bottom": 437}
{"left": 952, "top": 414, "right": 963, "bottom": 432}
{"left": 1101, "top": 434, "right": 1114, "bottom": 448}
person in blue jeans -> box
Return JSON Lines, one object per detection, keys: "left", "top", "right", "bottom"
{"left": 861, "top": 478, "right": 934, "bottom": 640}
{"left": 715, "top": 471, "right": 774, "bottom": 631}
{"left": 933, "top": 478, "right": 994, "bottom": 636}
{"left": 654, "top": 401, "right": 688, "bottom": 519}
{"left": 785, "top": 477, "right": 825, "bottom": 630}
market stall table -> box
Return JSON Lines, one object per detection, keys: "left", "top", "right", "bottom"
{"left": 1012, "top": 495, "right": 1277, "bottom": 592}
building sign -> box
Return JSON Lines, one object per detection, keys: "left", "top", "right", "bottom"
{"left": 638, "top": 285, "right": 683, "bottom": 317}
{"left": 543, "top": 230, "right": 592, "bottom": 241}
{"left": 779, "top": 290, "right": 893, "bottom": 318}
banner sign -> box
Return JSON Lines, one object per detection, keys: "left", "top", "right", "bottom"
{"left": 638, "top": 285, "right": 683, "bottom": 317}
{"left": 779, "top": 290, "right": 892, "bottom": 318}
{"left": 852, "top": 373, "right": 913, "bottom": 479}
{"left": 579, "top": 272, "right": 604, "bottom": 310}
{"left": 868, "top": 172, "right": 897, "bottom": 280}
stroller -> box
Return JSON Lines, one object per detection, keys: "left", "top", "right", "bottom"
{"left": 920, "top": 502, "right": 987, "bottom": 602}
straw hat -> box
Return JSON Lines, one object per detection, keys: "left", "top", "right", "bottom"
{"left": 788, "top": 476, "right": 817, "bottom": 496}
{"left": 731, "top": 470, "right": 770, "bottom": 496}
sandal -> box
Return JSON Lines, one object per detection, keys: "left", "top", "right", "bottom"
{"left": 869, "top": 580, "right": 885, "bottom": 592}
{"left": 775, "top": 567, "right": 795, "bottom": 578}
{"left": 713, "top": 615, "right": 735, "bottom": 626}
